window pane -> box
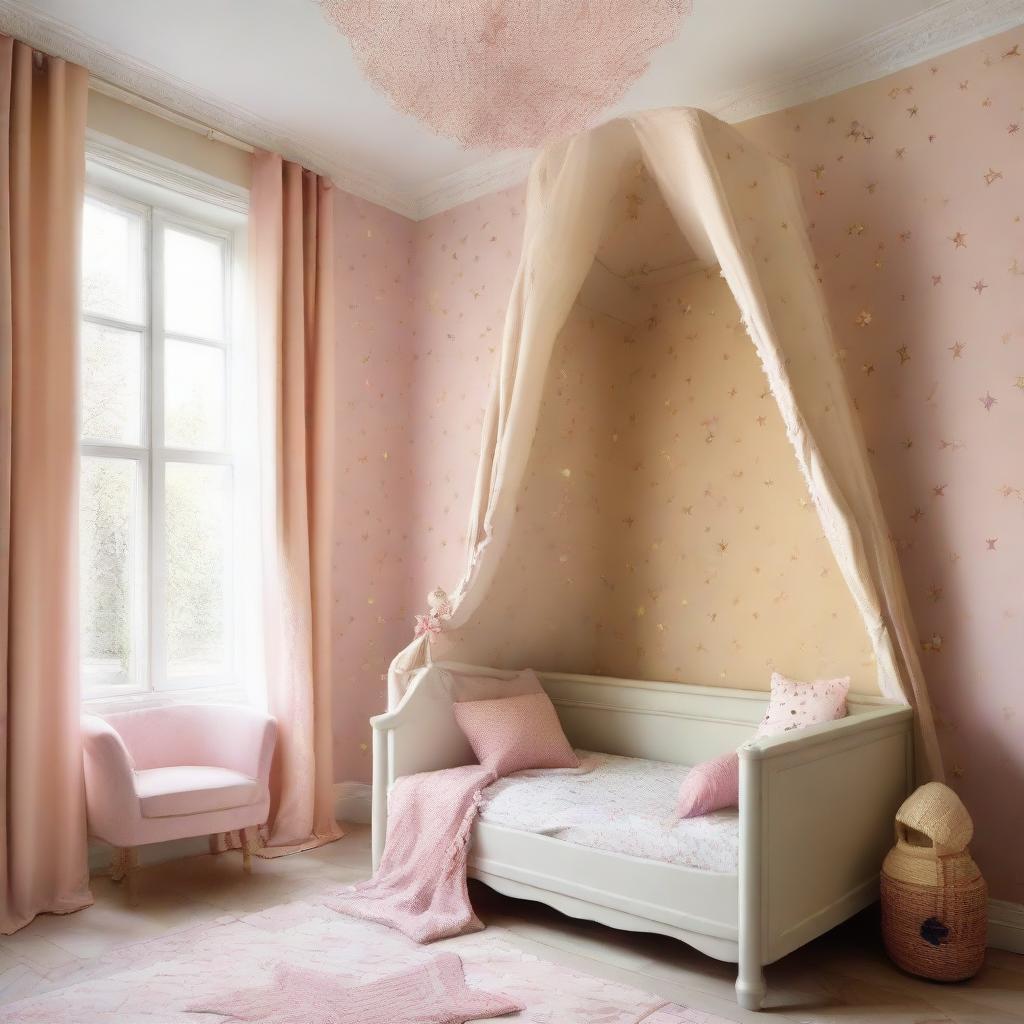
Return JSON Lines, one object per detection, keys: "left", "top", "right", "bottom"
{"left": 164, "top": 339, "right": 226, "bottom": 450}
{"left": 164, "top": 227, "right": 225, "bottom": 340}
{"left": 82, "top": 197, "right": 144, "bottom": 322}
{"left": 165, "top": 462, "right": 230, "bottom": 680}
{"left": 81, "top": 322, "right": 143, "bottom": 445}
{"left": 79, "top": 456, "right": 140, "bottom": 690}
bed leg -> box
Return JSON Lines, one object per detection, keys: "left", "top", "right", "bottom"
{"left": 735, "top": 963, "right": 766, "bottom": 1011}
{"left": 737, "top": 749, "right": 766, "bottom": 1009}
{"left": 371, "top": 727, "right": 388, "bottom": 872}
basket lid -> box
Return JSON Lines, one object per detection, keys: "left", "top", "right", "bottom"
{"left": 895, "top": 782, "right": 973, "bottom": 855}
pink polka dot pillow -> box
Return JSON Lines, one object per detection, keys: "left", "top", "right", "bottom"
{"left": 756, "top": 671, "right": 850, "bottom": 737}
{"left": 453, "top": 688, "right": 579, "bottom": 778}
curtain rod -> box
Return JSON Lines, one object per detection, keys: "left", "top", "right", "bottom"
{"left": 89, "top": 77, "right": 256, "bottom": 155}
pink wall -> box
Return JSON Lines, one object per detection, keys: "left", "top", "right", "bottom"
{"left": 331, "top": 27, "right": 1023, "bottom": 901}
{"left": 330, "top": 189, "right": 417, "bottom": 783}
{"left": 743, "top": 30, "right": 1023, "bottom": 902}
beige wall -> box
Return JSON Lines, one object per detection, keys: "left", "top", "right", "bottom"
{"left": 443, "top": 260, "right": 877, "bottom": 692}
{"left": 86, "top": 89, "right": 251, "bottom": 189}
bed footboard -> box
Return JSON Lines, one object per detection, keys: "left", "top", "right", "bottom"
{"left": 736, "top": 705, "right": 913, "bottom": 1009}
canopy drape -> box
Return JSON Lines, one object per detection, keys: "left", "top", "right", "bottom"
{"left": 389, "top": 109, "right": 942, "bottom": 782}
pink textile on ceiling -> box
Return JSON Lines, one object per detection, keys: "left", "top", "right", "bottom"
{"left": 187, "top": 954, "right": 523, "bottom": 1023}
{"left": 320, "top": 1, "right": 692, "bottom": 150}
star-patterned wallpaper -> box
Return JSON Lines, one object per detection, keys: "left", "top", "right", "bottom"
{"left": 331, "top": 28, "right": 1022, "bottom": 902}
{"left": 441, "top": 192, "right": 877, "bottom": 692}
{"left": 330, "top": 188, "right": 416, "bottom": 778}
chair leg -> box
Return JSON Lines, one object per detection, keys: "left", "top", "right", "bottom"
{"left": 110, "top": 846, "right": 128, "bottom": 883}
{"left": 241, "top": 827, "right": 253, "bottom": 874}
{"left": 126, "top": 851, "right": 139, "bottom": 907}
{"left": 111, "top": 847, "right": 139, "bottom": 906}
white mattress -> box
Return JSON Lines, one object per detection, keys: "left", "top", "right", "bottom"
{"left": 478, "top": 750, "right": 739, "bottom": 874}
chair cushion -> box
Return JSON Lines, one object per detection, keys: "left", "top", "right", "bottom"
{"left": 134, "top": 765, "right": 263, "bottom": 819}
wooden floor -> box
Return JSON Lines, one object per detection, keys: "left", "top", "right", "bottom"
{"left": 2, "top": 824, "right": 1021, "bottom": 1022}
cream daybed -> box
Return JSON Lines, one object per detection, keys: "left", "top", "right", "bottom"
{"left": 371, "top": 661, "right": 913, "bottom": 1010}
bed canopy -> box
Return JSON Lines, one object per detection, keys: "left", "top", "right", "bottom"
{"left": 390, "top": 108, "right": 942, "bottom": 780}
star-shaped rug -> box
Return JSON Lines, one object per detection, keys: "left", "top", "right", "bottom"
{"left": 186, "top": 953, "right": 524, "bottom": 1024}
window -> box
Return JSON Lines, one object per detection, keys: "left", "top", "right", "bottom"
{"left": 79, "top": 155, "right": 252, "bottom": 704}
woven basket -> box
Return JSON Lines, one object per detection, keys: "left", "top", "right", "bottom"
{"left": 880, "top": 782, "right": 987, "bottom": 981}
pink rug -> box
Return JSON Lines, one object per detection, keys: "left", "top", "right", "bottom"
{"left": 0, "top": 897, "right": 732, "bottom": 1023}
{"left": 186, "top": 953, "right": 523, "bottom": 1023}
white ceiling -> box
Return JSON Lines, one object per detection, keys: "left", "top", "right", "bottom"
{"left": 1, "top": 0, "right": 1021, "bottom": 217}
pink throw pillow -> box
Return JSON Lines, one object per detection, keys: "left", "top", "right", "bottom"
{"left": 453, "top": 689, "right": 579, "bottom": 778}
{"left": 675, "top": 672, "right": 850, "bottom": 819}
{"left": 676, "top": 752, "right": 739, "bottom": 819}
{"left": 756, "top": 671, "right": 850, "bottom": 737}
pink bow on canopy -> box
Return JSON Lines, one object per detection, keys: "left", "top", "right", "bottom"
{"left": 414, "top": 613, "right": 443, "bottom": 640}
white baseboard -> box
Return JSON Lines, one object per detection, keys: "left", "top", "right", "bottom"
{"left": 334, "top": 781, "right": 372, "bottom": 825}
{"left": 989, "top": 899, "right": 1024, "bottom": 954}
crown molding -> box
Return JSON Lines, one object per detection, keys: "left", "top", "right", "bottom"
{"left": 708, "top": 0, "right": 1024, "bottom": 122}
{"left": 0, "top": 0, "right": 421, "bottom": 219}
{"left": 416, "top": 150, "right": 535, "bottom": 220}
{"left": 421, "top": 0, "right": 1024, "bottom": 217}
{"left": 0, "top": 0, "right": 1020, "bottom": 221}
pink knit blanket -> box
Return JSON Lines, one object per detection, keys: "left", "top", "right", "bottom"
{"left": 326, "top": 764, "right": 497, "bottom": 943}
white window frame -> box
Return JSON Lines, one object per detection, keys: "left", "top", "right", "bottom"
{"left": 81, "top": 137, "right": 251, "bottom": 711}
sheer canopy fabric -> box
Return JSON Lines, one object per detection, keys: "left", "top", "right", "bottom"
{"left": 389, "top": 109, "right": 942, "bottom": 781}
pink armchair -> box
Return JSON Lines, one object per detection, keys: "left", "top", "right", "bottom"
{"left": 81, "top": 704, "right": 277, "bottom": 900}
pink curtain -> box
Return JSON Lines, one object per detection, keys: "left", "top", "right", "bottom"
{"left": 250, "top": 151, "right": 342, "bottom": 855}
{"left": 0, "top": 36, "right": 92, "bottom": 932}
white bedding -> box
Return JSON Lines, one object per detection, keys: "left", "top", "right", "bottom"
{"left": 478, "top": 750, "right": 739, "bottom": 873}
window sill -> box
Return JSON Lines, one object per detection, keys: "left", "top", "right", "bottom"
{"left": 82, "top": 684, "right": 249, "bottom": 716}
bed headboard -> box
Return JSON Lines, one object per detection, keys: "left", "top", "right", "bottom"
{"left": 376, "top": 661, "right": 896, "bottom": 781}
